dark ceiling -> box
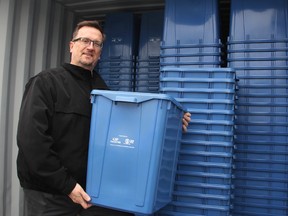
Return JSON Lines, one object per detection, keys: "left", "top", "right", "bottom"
{"left": 55, "top": 0, "right": 231, "bottom": 39}
{"left": 55, "top": 0, "right": 230, "bottom": 20}
{"left": 55, "top": 0, "right": 166, "bottom": 20}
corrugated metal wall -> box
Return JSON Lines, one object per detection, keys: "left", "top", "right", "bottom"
{"left": 0, "top": 0, "right": 76, "bottom": 215}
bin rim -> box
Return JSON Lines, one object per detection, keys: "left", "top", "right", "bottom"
{"left": 90, "top": 89, "right": 186, "bottom": 112}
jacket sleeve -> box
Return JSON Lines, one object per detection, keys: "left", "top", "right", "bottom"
{"left": 17, "top": 74, "right": 76, "bottom": 194}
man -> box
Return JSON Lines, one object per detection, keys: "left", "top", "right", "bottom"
{"left": 17, "top": 20, "right": 191, "bottom": 216}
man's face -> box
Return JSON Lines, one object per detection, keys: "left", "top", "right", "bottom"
{"left": 69, "top": 26, "right": 103, "bottom": 71}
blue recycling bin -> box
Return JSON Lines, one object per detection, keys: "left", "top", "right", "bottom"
{"left": 229, "top": 0, "right": 288, "bottom": 40}
{"left": 86, "top": 90, "right": 185, "bottom": 215}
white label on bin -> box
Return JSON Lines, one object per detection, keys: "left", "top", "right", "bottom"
{"left": 109, "top": 134, "right": 135, "bottom": 149}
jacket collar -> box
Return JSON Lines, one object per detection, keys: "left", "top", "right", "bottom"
{"left": 62, "top": 63, "right": 94, "bottom": 80}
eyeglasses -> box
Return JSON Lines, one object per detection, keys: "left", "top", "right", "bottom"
{"left": 72, "top": 37, "right": 103, "bottom": 49}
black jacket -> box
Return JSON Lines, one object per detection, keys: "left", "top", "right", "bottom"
{"left": 17, "top": 63, "right": 108, "bottom": 195}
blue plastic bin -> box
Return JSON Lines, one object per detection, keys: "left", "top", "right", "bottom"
{"left": 163, "top": 0, "right": 220, "bottom": 44}
{"left": 97, "top": 12, "right": 135, "bottom": 91}
{"left": 86, "top": 90, "right": 185, "bottom": 215}
{"left": 101, "top": 12, "right": 135, "bottom": 59}
{"left": 229, "top": 0, "right": 288, "bottom": 40}
{"left": 161, "top": 0, "right": 222, "bottom": 68}
{"left": 138, "top": 11, "right": 164, "bottom": 58}
{"left": 135, "top": 11, "right": 163, "bottom": 93}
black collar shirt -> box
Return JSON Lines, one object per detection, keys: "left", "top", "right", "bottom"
{"left": 17, "top": 63, "right": 108, "bottom": 195}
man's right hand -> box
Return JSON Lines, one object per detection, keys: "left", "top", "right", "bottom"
{"left": 68, "top": 183, "right": 92, "bottom": 209}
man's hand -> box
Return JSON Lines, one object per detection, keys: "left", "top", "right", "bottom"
{"left": 68, "top": 183, "right": 92, "bottom": 209}
{"left": 182, "top": 112, "right": 191, "bottom": 132}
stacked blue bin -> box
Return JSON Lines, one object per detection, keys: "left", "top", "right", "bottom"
{"left": 227, "top": 0, "right": 288, "bottom": 215}
{"left": 155, "top": 0, "right": 236, "bottom": 215}
{"left": 160, "top": 0, "right": 223, "bottom": 68}
{"left": 157, "top": 67, "right": 237, "bottom": 216}
{"left": 135, "top": 11, "right": 164, "bottom": 93}
{"left": 98, "top": 12, "right": 135, "bottom": 91}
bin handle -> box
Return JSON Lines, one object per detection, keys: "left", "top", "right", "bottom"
{"left": 115, "top": 96, "right": 138, "bottom": 103}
